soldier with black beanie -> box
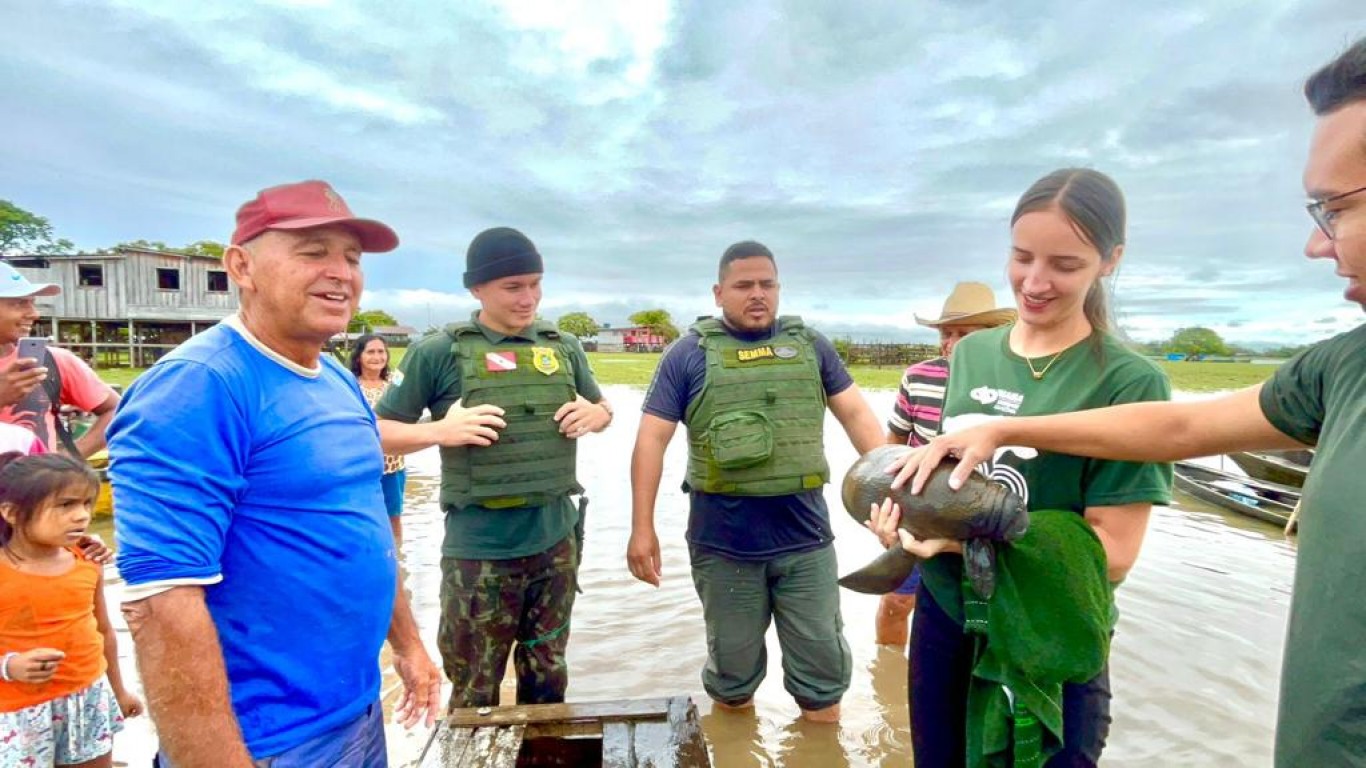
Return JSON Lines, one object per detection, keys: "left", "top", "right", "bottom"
{"left": 375, "top": 226, "right": 612, "bottom": 710}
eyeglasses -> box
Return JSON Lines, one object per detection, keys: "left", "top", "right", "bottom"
{"left": 1306, "top": 184, "right": 1366, "bottom": 240}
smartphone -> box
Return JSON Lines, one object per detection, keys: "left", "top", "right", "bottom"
{"left": 16, "top": 337, "right": 49, "bottom": 363}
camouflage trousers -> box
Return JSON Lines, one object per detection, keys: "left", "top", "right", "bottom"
{"left": 438, "top": 535, "right": 577, "bottom": 711}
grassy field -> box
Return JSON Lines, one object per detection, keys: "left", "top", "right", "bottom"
{"left": 96, "top": 350, "right": 1277, "bottom": 393}
{"left": 1156, "top": 360, "right": 1278, "bottom": 392}
{"left": 583, "top": 353, "right": 1277, "bottom": 392}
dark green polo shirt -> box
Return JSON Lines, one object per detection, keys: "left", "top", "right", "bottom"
{"left": 376, "top": 312, "right": 602, "bottom": 559}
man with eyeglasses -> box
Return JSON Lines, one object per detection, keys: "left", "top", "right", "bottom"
{"left": 1306, "top": 183, "right": 1366, "bottom": 244}
{"left": 880, "top": 37, "right": 1366, "bottom": 766}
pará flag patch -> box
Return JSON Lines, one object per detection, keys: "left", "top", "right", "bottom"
{"left": 485, "top": 351, "right": 518, "bottom": 372}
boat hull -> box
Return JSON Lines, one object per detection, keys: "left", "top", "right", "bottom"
{"left": 1226, "top": 451, "right": 1310, "bottom": 488}
{"left": 1174, "top": 461, "right": 1299, "bottom": 527}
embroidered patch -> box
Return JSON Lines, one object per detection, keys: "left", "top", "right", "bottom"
{"left": 774, "top": 345, "right": 798, "bottom": 359}
{"left": 736, "top": 346, "right": 776, "bottom": 362}
{"left": 532, "top": 347, "right": 560, "bottom": 375}
{"left": 485, "top": 351, "right": 518, "bottom": 372}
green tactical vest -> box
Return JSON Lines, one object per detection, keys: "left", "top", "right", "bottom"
{"left": 683, "top": 316, "right": 830, "bottom": 496}
{"left": 442, "top": 320, "right": 582, "bottom": 509}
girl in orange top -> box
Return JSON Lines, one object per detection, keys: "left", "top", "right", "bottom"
{"left": 0, "top": 452, "right": 142, "bottom": 767}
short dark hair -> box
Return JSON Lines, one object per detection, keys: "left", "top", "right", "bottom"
{"left": 0, "top": 452, "right": 99, "bottom": 548}
{"left": 718, "top": 240, "right": 775, "bottom": 281}
{"left": 1305, "top": 36, "right": 1366, "bottom": 115}
{"left": 348, "top": 333, "right": 390, "bottom": 381}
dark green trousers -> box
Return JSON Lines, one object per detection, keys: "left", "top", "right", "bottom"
{"left": 690, "top": 543, "right": 852, "bottom": 711}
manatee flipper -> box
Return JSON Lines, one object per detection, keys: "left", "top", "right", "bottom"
{"left": 963, "top": 539, "right": 997, "bottom": 600}
{"left": 838, "top": 546, "right": 921, "bottom": 594}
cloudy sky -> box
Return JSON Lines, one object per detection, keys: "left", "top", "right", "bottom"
{"left": 4, "top": 1, "right": 1363, "bottom": 346}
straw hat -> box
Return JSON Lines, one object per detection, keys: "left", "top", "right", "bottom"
{"left": 915, "top": 282, "right": 1017, "bottom": 327}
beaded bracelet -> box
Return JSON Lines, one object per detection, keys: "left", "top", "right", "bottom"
{"left": 0, "top": 652, "right": 16, "bottom": 682}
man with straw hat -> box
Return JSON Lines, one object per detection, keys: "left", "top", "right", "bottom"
{"left": 876, "top": 281, "right": 1015, "bottom": 646}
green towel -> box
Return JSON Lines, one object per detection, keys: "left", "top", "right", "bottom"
{"left": 923, "top": 509, "right": 1113, "bottom": 768}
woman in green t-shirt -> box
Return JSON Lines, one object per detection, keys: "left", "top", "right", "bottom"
{"left": 872, "top": 168, "right": 1172, "bottom": 766}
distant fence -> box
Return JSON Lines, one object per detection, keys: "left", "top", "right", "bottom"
{"left": 836, "top": 340, "right": 939, "bottom": 367}
{"left": 584, "top": 337, "right": 939, "bottom": 366}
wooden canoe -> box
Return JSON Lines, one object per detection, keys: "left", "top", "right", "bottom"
{"left": 1226, "top": 450, "right": 1311, "bottom": 488}
{"left": 1174, "top": 461, "right": 1300, "bottom": 527}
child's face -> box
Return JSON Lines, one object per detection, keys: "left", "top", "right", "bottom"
{"left": 25, "top": 483, "right": 97, "bottom": 548}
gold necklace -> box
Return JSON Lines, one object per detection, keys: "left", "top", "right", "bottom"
{"left": 1024, "top": 349, "right": 1067, "bottom": 380}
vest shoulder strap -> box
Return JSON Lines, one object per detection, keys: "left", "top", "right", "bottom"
{"left": 446, "top": 321, "right": 574, "bottom": 367}
{"left": 445, "top": 322, "right": 478, "bottom": 361}
{"left": 690, "top": 316, "right": 816, "bottom": 352}
{"left": 446, "top": 320, "right": 563, "bottom": 343}
{"left": 531, "top": 320, "right": 562, "bottom": 339}
{"left": 692, "top": 316, "right": 807, "bottom": 338}
{"left": 690, "top": 318, "right": 726, "bottom": 337}
{"left": 445, "top": 321, "right": 479, "bottom": 338}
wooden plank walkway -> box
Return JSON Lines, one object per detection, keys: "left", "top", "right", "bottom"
{"left": 418, "top": 696, "right": 710, "bottom": 768}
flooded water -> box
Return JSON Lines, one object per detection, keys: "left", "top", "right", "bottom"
{"left": 97, "top": 385, "right": 1294, "bottom": 767}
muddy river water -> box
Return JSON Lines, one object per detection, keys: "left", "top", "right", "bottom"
{"left": 97, "top": 385, "right": 1293, "bottom": 766}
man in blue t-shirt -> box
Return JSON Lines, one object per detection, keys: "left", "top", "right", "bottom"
{"left": 628, "top": 241, "right": 883, "bottom": 722}
{"left": 109, "top": 181, "right": 440, "bottom": 767}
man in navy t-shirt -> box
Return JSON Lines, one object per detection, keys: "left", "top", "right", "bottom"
{"left": 110, "top": 181, "right": 441, "bottom": 766}
{"left": 628, "top": 241, "right": 883, "bottom": 722}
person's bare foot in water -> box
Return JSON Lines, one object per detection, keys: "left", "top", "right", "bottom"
{"left": 711, "top": 697, "right": 754, "bottom": 712}
{"left": 801, "top": 703, "right": 840, "bottom": 723}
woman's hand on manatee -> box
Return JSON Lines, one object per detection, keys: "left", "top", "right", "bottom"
{"left": 866, "top": 498, "right": 902, "bottom": 548}
{"left": 882, "top": 446, "right": 927, "bottom": 492}
{"left": 896, "top": 530, "right": 963, "bottom": 559}
{"left": 867, "top": 497, "right": 964, "bottom": 558}
{"left": 889, "top": 426, "right": 1006, "bottom": 494}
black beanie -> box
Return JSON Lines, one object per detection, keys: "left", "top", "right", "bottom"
{"left": 463, "top": 227, "right": 544, "bottom": 288}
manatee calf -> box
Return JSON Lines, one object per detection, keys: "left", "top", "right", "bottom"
{"left": 839, "top": 444, "right": 1028, "bottom": 597}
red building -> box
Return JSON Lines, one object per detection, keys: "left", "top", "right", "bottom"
{"left": 598, "top": 325, "right": 667, "bottom": 352}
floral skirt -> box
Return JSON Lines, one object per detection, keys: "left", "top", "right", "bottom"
{"left": 0, "top": 677, "right": 124, "bottom": 766}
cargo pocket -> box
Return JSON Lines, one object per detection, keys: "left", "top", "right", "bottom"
{"left": 707, "top": 411, "right": 774, "bottom": 469}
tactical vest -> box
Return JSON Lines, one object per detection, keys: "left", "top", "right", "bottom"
{"left": 683, "top": 316, "right": 830, "bottom": 496}
{"left": 442, "top": 321, "right": 582, "bottom": 509}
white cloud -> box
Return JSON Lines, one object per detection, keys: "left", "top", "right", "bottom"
{"left": 3, "top": 0, "right": 1362, "bottom": 346}
{"left": 495, "top": 0, "right": 670, "bottom": 89}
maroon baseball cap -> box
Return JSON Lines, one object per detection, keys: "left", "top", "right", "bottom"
{"left": 231, "top": 180, "right": 399, "bottom": 253}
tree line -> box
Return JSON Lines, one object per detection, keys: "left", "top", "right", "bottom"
{"left": 2, "top": 199, "right": 226, "bottom": 259}
{"left": 1135, "top": 326, "right": 1313, "bottom": 361}
{"left": 555, "top": 310, "right": 680, "bottom": 342}
{"left": 0, "top": 201, "right": 1327, "bottom": 360}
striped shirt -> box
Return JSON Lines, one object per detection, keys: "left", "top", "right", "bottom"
{"left": 887, "top": 356, "right": 949, "bottom": 447}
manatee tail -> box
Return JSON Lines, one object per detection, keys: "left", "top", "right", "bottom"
{"left": 838, "top": 546, "right": 922, "bottom": 594}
